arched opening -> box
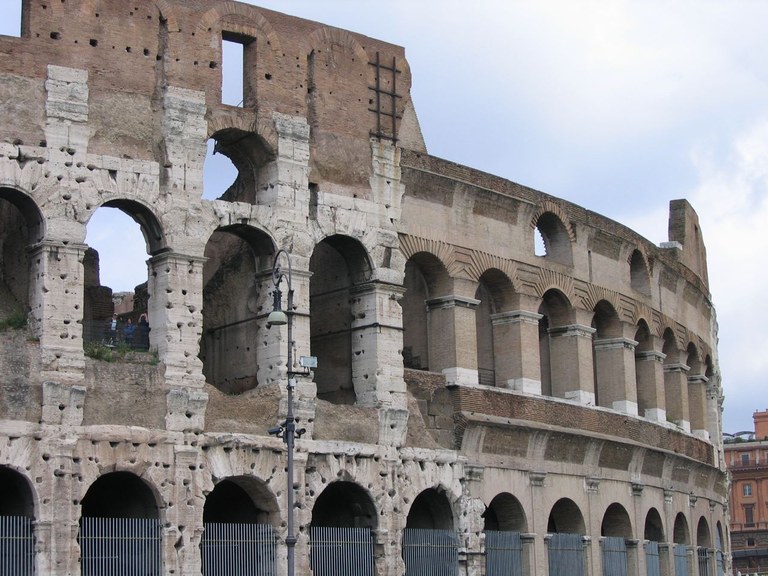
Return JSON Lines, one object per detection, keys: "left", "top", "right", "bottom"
{"left": 591, "top": 300, "right": 623, "bottom": 410}
{"left": 662, "top": 328, "right": 687, "bottom": 429}
{"left": 203, "top": 129, "right": 276, "bottom": 203}
{"left": 201, "top": 477, "right": 278, "bottom": 575}
{"left": 634, "top": 321, "right": 655, "bottom": 419}
{"left": 0, "top": 466, "right": 35, "bottom": 575}
{"left": 484, "top": 493, "right": 527, "bottom": 576}
{"left": 401, "top": 253, "right": 451, "bottom": 372}
{"left": 686, "top": 342, "right": 707, "bottom": 434}
{"left": 538, "top": 290, "right": 573, "bottom": 399}
{"left": 474, "top": 269, "right": 516, "bottom": 387}
{"left": 715, "top": 521, "right": 726, "bottom": 576}
{"left": 644, "top": 508, "right": 665, "bottom": 576}
{"left": 0, "top": 188, "right": 44, "bottom": 330}
{"left": 84, "top": 201, "right": 165, "bottom": 354}
{"left": 673, "top": 512, "right": 690, "bottom": 576}
{"left": 547, "top": 498, "right": 586, "bottom": 576}
{"left": 201, "top": 225, "right": 274, "bottom": 394}
{"left": 403, "top": 488, "right": 458, "bottom": 575}
{"left": 696, "top": 516, "right": 712, "bottom": 576}
{"left": 79, "top": 472, "right": 162, "bottom": 574}
{"left": 534, "top": 212, "right": 572, "bottom": 266}
{"left": 309, "top": 235, "right": 372, "bottom": 405}
{"left": 601, "top": 503, "right": 633, "bottom": 576}
{"left": 310, "top": 481, "right": 377, "bottom": 576}
{"left": 629, "top": 250, "right": 651, "bottom": 296}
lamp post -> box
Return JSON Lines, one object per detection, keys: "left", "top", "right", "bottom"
{"left": 266, "top": 249, "right": 305, "bottom": 576}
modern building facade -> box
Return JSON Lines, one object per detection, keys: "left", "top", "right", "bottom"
{"left": 726, "top": 410, "right": 768, "bottom": 575}
{"left": 0, "top": 1, "right": 727, "bottom": 575}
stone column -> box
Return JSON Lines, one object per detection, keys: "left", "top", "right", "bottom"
{"left": 658, "top": 542, "right": 673, "bottom": 576}
{"left": 626, "top": 539, "right": 640, "bottom": 576}
{"left": 426, "top": 293, "right": 480, "bottom": 387}
{"left": 664, "top": 363, "right": 690, "bottom": 432}
{"left": 29, "top": 241, "right": 86, "bottom": 389}
{"left": 635, "top": 336, "right": 667, "bottom": 422}
{"left": 549, "top": 322, "right": 596, "bottom": 405}
{"left": 593, "top": 329, "right": 639, "bottom": 414}
{"left": 490, "top": 308, "right": 543, "bottom": 394}
{"left": 147, "top": 252, "right": 208, "bottom": 432}
{"left": 688, "top": 374, "right": 709, "bottom": 440}
{"left": 349, "top": 281, "right": 409, "bottom": 446}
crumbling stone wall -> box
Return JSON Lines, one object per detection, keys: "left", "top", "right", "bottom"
{"left": 0, "top": 2, "right": 727, "bottom": 575}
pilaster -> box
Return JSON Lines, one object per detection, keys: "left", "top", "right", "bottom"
{"left": 426, "top": 294, "right": 480, "bottom": 387}
{"left": 548, "top": 323, "right": 596, "bottom": 405}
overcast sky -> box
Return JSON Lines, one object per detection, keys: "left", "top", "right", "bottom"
{"left": 2, "top": 1, "right": 766, "bottom": 433}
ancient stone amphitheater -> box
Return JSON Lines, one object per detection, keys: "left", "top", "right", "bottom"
{"left": 0, "top": 1, "right": 728, "bottom": 575}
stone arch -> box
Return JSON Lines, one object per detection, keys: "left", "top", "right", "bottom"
{"left": 673, "top": 512, "right": 690, "bottom": 545}
{"left": 467, "top": 250, "right": 522, "bottom": 291}
{"left": 406, "top": 487, "right": 454, "bottom": 530}
{"left": 309, "top": 234, "right": 373, "bottom": 404}
{"left": 203, "top": 475, "right": 279, "bottom": 525}
{"left": 402, "top": 251, "right": 452, "bottom": 372}
{"left": 310, "top": 480, "right": 378, "bottom": 529}
{"left": 629, "top": 249, "right": 652, "bottom": 296}
{"left": 634, "top": 319, "right": 661, "bottom": 420}
{"left": 198, "top": 2, "right": 281, "bottom": 53}
{"left": 663, "top": 327, "right": 688, "bottom": 428}
{"left": 644, "top": 508, "right": 665, "bottom": 542}
{"left": 0, "top": 465, "right": 36, "bottom": 518}
{"left": 201, "top": 224, "right": 276, "bottom": 394}
{"left": 601, "top": 503, "right": 633, "bottom": 539}
{"left": 206, "top": 127, "right": 277, "bottom": 203}
{"left": 530, "top": 204, "right": 575, "bottom": 266}
{"left": 591, "top": 299, "right": 623, "bottom": 409}
{"left": 399, "top": 235, "right": 457, "bottom": 280}
{"left": 93, "top": 198, "right": 167, "bottom": 256}
{"left": 80, "top": 471, "right": 160, "bottom": 520}
{"left": 484, "top": 492, "right": 527, "bottom": 532}
{"left": 75, "top": 0, "right": 179, "bottom": 31}
{"left": 547, "top": 497, "right": 586, "bottom": 535}
{"left": 696, "top": 516, "right": 711, "bottom": 548}
{"left": 538, "top": 288, "right": 574, "bottom": 397}
{"left": 0, "top": 186, "right": 44, "bottom": 317}
{"left": 475, "top": 268, "right": 517, "bottom": 386}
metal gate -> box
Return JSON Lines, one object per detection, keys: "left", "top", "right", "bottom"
{"left": 602, "top": 536, "right": 628, "bottom": 576}
{"left": 485, "top": 530, "right": 523, "bottom": 576}
{"left": 402, "top": 528, "right": 459, "bottom": 576}
{"left": 697, "top": 547, "right": 711, "bottom": 576}
{"left": 310, "top": 526, "right": 374, "bottom": 576}
{"left": 645, "top": 540, "right": 661, "bottom": 576}
{"left": 201, "top": 523, "right": 276, "bottom": 576}
{"left": 547, "top": 533, "right": 585, "bottom": 576}
{"left": 0, "top": 516, "right": 34, "bottom": 575}
{"left": 673, "top": 544, "right": 689, "bottom": 576}
{"left": 79, "top": 517, "right": 162, "bottom": 576}
{"left": 715, "top": 549, "right": 724, "bottom": 576}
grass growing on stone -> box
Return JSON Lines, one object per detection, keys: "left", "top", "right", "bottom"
{"left": 84, "top": 341, "right": 158, "bottom": 365}
{"left": 0, "top": 312, "right": 27, "bottom": 332}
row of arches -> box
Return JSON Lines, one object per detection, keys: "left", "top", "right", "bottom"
{"left": 1, "top": 184, "right": 711, "bottom": 429}
{"left": 0, "top": 464, "right": 725, "bottom": 575}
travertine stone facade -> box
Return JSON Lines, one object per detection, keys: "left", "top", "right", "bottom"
{"left": 0, "top": 1, "right": 727, "bottom": 575}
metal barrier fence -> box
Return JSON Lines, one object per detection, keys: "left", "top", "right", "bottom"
{"left": 673, "top": 544, "right": 689, "bottom": 576}
{"left": 547, "top": 533, "right": 586, "bottom": 576}
{"left": 645, "top": 540, "right": 661, "bottom": 576}
{"left": 0, "top": 516, "right": 34, "bottom": 575}
{"left": 201, "top": 523, "right": 276, "bottom": 576}
{"left": 82, "top": 319, "right": 150, "bottom": 350}
{"left": 485, "top": 530, "right": 523, "bottom": 576}
{"left": 310, "top": 526, "right": 374, "bottom": 576}
{"left": 602, "top": 536, "right": 628, "bottom": 576}
{"left": 697, "top": 547, "right": 711, "bottom": 576}
{"left": 716, "top": 549, "right": 725, "bottom": 576}
{"left": 79, "top": 517, "right": 162, "bottom": 576}
{"left": 402, "top": 528, "right": 459, "bottom": 576}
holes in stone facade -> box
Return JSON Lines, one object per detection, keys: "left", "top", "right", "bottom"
{"left": 534, "top": 212, "right": 572, "bottom": 265}
{"left": 221, "top": 33, "right": 256, "bottom": 108}
{"left": 203, "top": 130, "right": 275, "bottom": 203}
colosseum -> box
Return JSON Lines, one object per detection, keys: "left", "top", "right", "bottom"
{"left": 0, "top": 1, "right": 728, "bottom": 575}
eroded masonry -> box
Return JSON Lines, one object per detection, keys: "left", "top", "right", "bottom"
{"left": 0, "top": 1, "right": 728, "bottom": 575}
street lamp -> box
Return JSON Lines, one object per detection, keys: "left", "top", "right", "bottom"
{"left": 266, "top": 249, "right": 307, "bottom": 576}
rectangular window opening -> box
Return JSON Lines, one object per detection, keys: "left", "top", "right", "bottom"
{"left": 743, "top": 483, "right": 753, "bottom": 497}
{"left": 221, "top": 33, "right": 255, "bottom": 107}
{"left": 0, "top": 1, "right": 23, "bottom": 38}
